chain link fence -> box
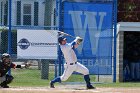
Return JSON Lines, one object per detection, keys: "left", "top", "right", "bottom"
{"left": 0, "top": 0, "right": 58, "bottom": 86}
{"left": 0, "top": 0, "right": 117, "bottom": 87}
{"left": 59, "top": 0, "right": 117, "bottom": 83}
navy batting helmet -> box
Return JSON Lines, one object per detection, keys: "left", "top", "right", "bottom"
{"left": 58, "top": 36, "right": 66, "bottom": 44}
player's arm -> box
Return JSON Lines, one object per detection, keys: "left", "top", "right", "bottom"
{"left": 11, "top": 63, "right": 30, "bottom": 69}
{"left": 70, "top": 41, "right": 78, "bottom": 49}
{"left": 71, "top": 36, "right": 83, "bottom": 49}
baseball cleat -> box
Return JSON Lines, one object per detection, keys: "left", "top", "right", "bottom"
{"left": 87, "top": 85, "right": 96, "bottom": 89}
{"left": 50, "top": 81, "right": 55, "bottom": 88}
{"left": 1, "top": 85, "right": 9, "bottom": 88}
{"left": 3, "top": 85, "right": 9, "bottom": 88}
{"left": 0, "top": 82, "right": 9, "bottom": 88}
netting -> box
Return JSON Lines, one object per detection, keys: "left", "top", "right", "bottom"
{"left": 0, "top": 0, "right": 118, "bottom": 87}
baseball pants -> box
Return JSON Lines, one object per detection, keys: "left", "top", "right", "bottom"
{"left": 60, "top": 62, "right": 89, "bottom": 81}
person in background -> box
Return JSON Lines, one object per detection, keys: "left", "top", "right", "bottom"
{"left": 0, "top": 53, "right": 30, "bottom": 88}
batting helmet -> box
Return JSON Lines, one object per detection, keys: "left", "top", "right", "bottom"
{"left": 1, "top": 53, "right": 10, "bottom": 61}
{"left": 58, "top": 36, "right": 66, "bottom": 44}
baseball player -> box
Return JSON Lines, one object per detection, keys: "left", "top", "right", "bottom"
{"left": 50, "top": 36, "right": 95, "bottom": 89}
{"left": 0, "top": 53, "right": 30, "bottom": 88}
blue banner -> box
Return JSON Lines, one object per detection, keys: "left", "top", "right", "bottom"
{"left": 63, "top": 2, "right": 113, "bottom": 74}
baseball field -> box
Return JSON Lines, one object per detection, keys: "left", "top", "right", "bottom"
{"left": 0, "top": 68, "right": 140, "bottom": 93}
{"left": 1, "top": 85, "right": 140, "bottom": 93}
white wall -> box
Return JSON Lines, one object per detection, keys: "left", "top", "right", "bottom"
{"left": 0, "top": 0, "right": 45, "bottom": 26}
{"left": 118, "top": 22, "right": 140, "bottom": 31}
{"left": 38, "top": 0, "right": 45, "bottom": 26}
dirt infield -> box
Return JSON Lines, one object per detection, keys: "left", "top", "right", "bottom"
{"left": 0, "top": 85, "right": 140, "bottom": 93}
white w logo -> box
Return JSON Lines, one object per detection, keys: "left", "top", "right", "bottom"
{"left": 69, "top": 11, "right": 106, "bottom": 55}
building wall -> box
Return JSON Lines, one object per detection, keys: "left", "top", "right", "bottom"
{"left": 117, "top": 31, "right": 124, "bottom": 82}
{"left": 0, "top": 0, "right": 45, "bottom": 27}
{"left": 117, "top": 22, "right": 140, "bottom": 82}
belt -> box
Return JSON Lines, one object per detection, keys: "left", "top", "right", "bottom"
{"left": 66, "top": 62, "right": 77, "bottom": 65}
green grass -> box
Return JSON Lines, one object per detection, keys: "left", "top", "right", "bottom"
{"left": 9, "top": 68, "right": 140, "bottom": 87}
{"left": 10, "top": 69, "right": 51, "bottom": 87}
{"left": 10, "top": 68, "right": 95, "bottom": 87}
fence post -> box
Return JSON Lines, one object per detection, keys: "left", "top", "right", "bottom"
{"left": 41, "top": 0, "right": 54, "bottom": 79}
{"left": 8, "top": 0, "right": 12, "bottom": 54}
{"left": 38, "top": 59, "right": 41, "bottom": 70}
{"left": 44, "top": 0, "right": 53, "bottom": 27}
{"left": 55, "top": 60, "right": 57, "bottom": 78}
{"left": 113, "top": 0, "right": 118, "bottom": 82}
{"left": 8, "top": 0, "right": 12, "bottom": 75}
{"left": 41, "top": 59, "right": 49, "bottom": 79}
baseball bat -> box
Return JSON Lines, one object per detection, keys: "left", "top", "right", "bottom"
{"left": 57, "top": 31, "right": 75, "bottom": 38}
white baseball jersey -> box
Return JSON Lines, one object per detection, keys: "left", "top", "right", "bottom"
{"left": 60, "top": 43, "right": 77, "bottom": 64}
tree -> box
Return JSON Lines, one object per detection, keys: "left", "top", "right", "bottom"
{"left": 118, "top": 0, "right": 140, "bottom": 22}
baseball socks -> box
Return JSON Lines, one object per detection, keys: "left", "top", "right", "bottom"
{"left": 50, "top": 77, "right": 61, "bottom": 88}
{"left": 84, "top": 75, "right": 96, "bottom": 89}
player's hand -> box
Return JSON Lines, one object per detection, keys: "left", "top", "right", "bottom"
{"left": 76, "top": 36, "right": 83, "bottom": 45}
